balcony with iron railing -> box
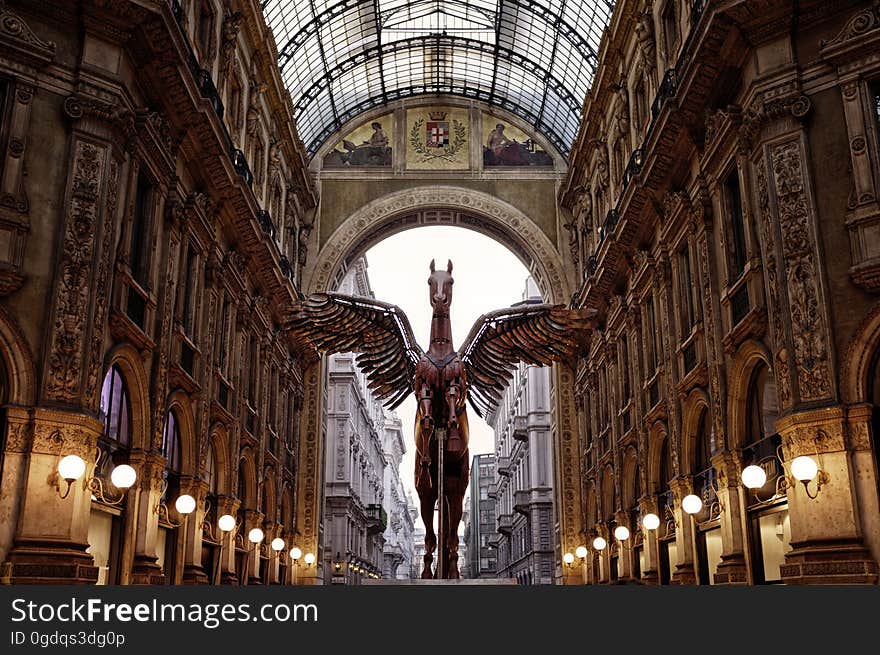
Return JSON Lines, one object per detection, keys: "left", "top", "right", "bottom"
{"left": 366, "top": 504, "right": 388, "bottom": 534}
{"left": 512, "top": 416, "right": 528, "bottom": 441}
{"left": 496, "top": 513, "right": 513, "bottom": 536}
{"left": 571, "top": 1, "right": 716, "bottom": 308}
{"left": 513, "top": 489, "right": 530, "bottom": 516}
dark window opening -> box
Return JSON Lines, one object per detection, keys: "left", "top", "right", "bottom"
{"left": 130, "top": 173, "right": 153, "bottom": 286}
{"left": 725, "top": 170, "right": 748, "bottom": 279}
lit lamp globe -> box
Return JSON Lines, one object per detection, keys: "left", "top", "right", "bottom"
{"left": 58, "top": 455, "right": 86, "bottom": 482}
{"left": 304, "top": 552, "right": 316, "bottom": 566}
{"left": 290, "top": 546, "right": 302, "bottom": 561}
{"left": 642, "top": 513, "right": 660, "bottom": 531}
{"left": 218, "top": 514, "right": 236, "bottom": 532}
{"left": 175, "top": 494, "right": 196, "bottom": 515}
{"left": 614, "top": 525, "right": 630, "bottom": 541}
{"left": 741, "top": 465, "right": 767, "bottom": 490}
{"left": 592, "top": 536, "right": 607, "bottom": 551}
{"left": 271, "top": 537, "right": 285, "bottom": 552}
{"left": 110, "top": 464, "right": 137, "bottom": 489}
{"left": 790, "top": 456, "right": 819, "bottom": 482}
{"left": 682, "top": 494, "right": 703, "bottom": 515}
{"left": 563, "top": 552, "right": 575, "bottom": 565}
{"left": 575, "top": 545, "right": 588, "bottom": 559}
{"left": 248, "top": 528, "right": 264, "bottom": 544}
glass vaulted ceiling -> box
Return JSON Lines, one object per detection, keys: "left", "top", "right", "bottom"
{"left": 262, "top": 0, "right": 614, "bottom": 160}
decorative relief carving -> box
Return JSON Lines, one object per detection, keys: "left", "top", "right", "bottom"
{"left": 151, "top": 204, "right": 182, "bottom": 451}
{"left": 85, "top": 158, "right": 119, "bottom": 407}
{"left": 769, "top": 141, "right": 832, "bottom": 402}
{"left": 821, "top": 4, "right": 880, "bottom": 49}
{"left": 45, "top": 141, "right": 106, "bottom": 403}
{"left": 696, "top": 233, "right": 725, "bottom": 452}
{"left": 219, "top": 11, "right": 243, "bottom": 81}
{"left": 0, "top": 4, "right": 56, "bottom": 66}
{"left": 755, "top": 156, "right": 792, "bottom": 407}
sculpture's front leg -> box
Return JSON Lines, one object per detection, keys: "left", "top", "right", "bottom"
{"left": 446, "top": 382, "right": 463, "bottom": 454}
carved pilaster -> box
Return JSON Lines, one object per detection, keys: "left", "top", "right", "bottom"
{"left": 42, "top": 140, "right": 108, "bottom": 406}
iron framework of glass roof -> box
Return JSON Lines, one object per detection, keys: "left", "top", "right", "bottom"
{"left": 262, "top": 0, "right": 614, "bottom": 160}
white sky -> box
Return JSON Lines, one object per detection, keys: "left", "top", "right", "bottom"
{"left": 363, "top": 226, "right": 533, "bottom": 529}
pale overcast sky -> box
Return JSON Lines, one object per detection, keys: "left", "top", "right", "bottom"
{"left": 363, "top": 226, "right": 534, "bottom": 526}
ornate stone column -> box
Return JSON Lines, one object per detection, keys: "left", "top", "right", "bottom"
{"left": 614, "top": 510, "right": 634, "bottom": 579}
{"left": 711, "top": 451, "right": 748, "bottom": 584}
{"left": 669, "top": 476, "right": 697, "bottom": 585}
{"left": 243, "top": 509, "right": 265, "bottom": 585}
{"left": 0, "top": 410, "right": 102, "bottom": 584}
{"left": 180, "top": 477, "right": 209, "bottom": 584}
{"left": 126, "top": 451, "right": 165, "bottom": 584}
{"left": 638, "top": 495, "right": 660, "bottom": 584}
{"left": 595, "top": 522, "right": 611, "bottom": 583}
{"left": 777, "top": 409, "right": 878, "bottom": 584}
{"left": 749, "top": 117, "right": 878, "bottom": 583}
{"left": 215, "top": 495, "right": 240, "bottom": 585}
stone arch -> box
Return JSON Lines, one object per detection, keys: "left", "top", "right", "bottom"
{"left": 585, "top": 481, "right": 598, "bottom": 530}
{"left": 841, "top": 301, "right": 880, "bottom": 404}
{"left": 237, "top": 447, "right": 257, "bottom": 511}
{"left": 0, "top": 304, "right": 36, "bottom": 406}
{"left": 280, "top": 481, "right": 294, "bottom": 528}
{"left": 262, "top": 467, "right": 277, "bottom": 524}
{"left": 600, "top": 465, "right": 615, "bottom": 521}
{"left": 727, "top": 339, "right": 773, "bottom": 449}
{"left": 621, "top": 445, "right": 640, "bottom": 509}
{"left": 207, "top": 422, "right": 230, "bottom": 496}
{"left": 307, "top": 186, "right": 571, "bottom": 304}
{"left": 103, "top": 344, "right": 151, "bottom": 451}
{"left": 166, "top": 391, "right": 197, "bottom": 476}
{"left": 647, "top": 420, "right": 669, "bottom": 496}
{"left": 681, "top": 387, "right": 711, "bottom": 475}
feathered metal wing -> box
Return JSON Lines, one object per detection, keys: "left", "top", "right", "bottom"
{"left": 285, "top": 292, "right": 424, "bottom": 410}
{"left": 458, "top": 301, "right": 597, "bottom": 417}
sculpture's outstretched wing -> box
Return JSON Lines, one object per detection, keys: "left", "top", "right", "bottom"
{"left": 458, "top": 301, "right": 597, "bottom": 417}
{"left": 285, "top": 292, "right": 424, "bottom": 410}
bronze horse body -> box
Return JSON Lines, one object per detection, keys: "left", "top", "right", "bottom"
{"left": 413, "top": 260, "right": 469, "bottom": 578}
{"left": 286, "top": 259, "right": 595, "bottom": 580}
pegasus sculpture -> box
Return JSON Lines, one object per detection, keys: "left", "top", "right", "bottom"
{"left": 286, "top": 260, "right": 595, "bottom": 579}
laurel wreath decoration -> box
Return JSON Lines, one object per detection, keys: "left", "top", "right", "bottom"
{"left": 409, "top": 118, "right": 467, "bottom": 163}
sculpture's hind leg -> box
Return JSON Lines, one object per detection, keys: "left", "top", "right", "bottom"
{"left": 418, "top": 488, "right": 437, "bottom": 579}
{"left": 442, "top": 447, "right": 469, "bottom": 579}
{"left": 414, "top": 410, "right": 437, "bottom": 579}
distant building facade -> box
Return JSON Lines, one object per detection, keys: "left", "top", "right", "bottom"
{"left": 322, "top": 260, "right": 404, "bottom": 584}
{"left": 381, "top": 414, "right": 416, "bottom": 579}
{"left": 467, "top": 453, "right": 498, "bottom": 578}
{"left": 491, "top": 279, "right": 556, "bottom": 585}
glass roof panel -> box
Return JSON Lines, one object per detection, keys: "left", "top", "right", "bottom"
{"left": 262, "top": 0, "right": 614, "bottom": 159}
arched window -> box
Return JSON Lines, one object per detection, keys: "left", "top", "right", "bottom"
{"left": 206, "top": 441, "right": 217, "bottom": 496}
{"left": 162, "top": 410, "right": 182, "bottom": 474}
{"left": 157, "top": 409, "right": 184, "bottom": 584}
{"left": 694, "top": 407, "right": 711, "bottom": 474}
{"left": 658, "top": 434, "right": 676, "bottom": 584}
{"left": 742, "top": 362, "right": 789, "bottom": 584}
{"left": 89, "top": 365, "right": 134, "bottom": 585}
{"left": 100, "top": 365, "right": 131, "bottom": 447}
{"left": 238, "top": 458, "right": 249, "bottom": 509}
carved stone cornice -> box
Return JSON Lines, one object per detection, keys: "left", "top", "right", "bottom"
{"left": 0, "top": 3, "right": 56, "bottom": 69}
{"left": 820, "top": 2, "right": 880, "bottom": 64}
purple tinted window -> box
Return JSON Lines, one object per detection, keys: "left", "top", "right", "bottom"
{"left": 100, "top": 366, "right": 130, "bottom": 446}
